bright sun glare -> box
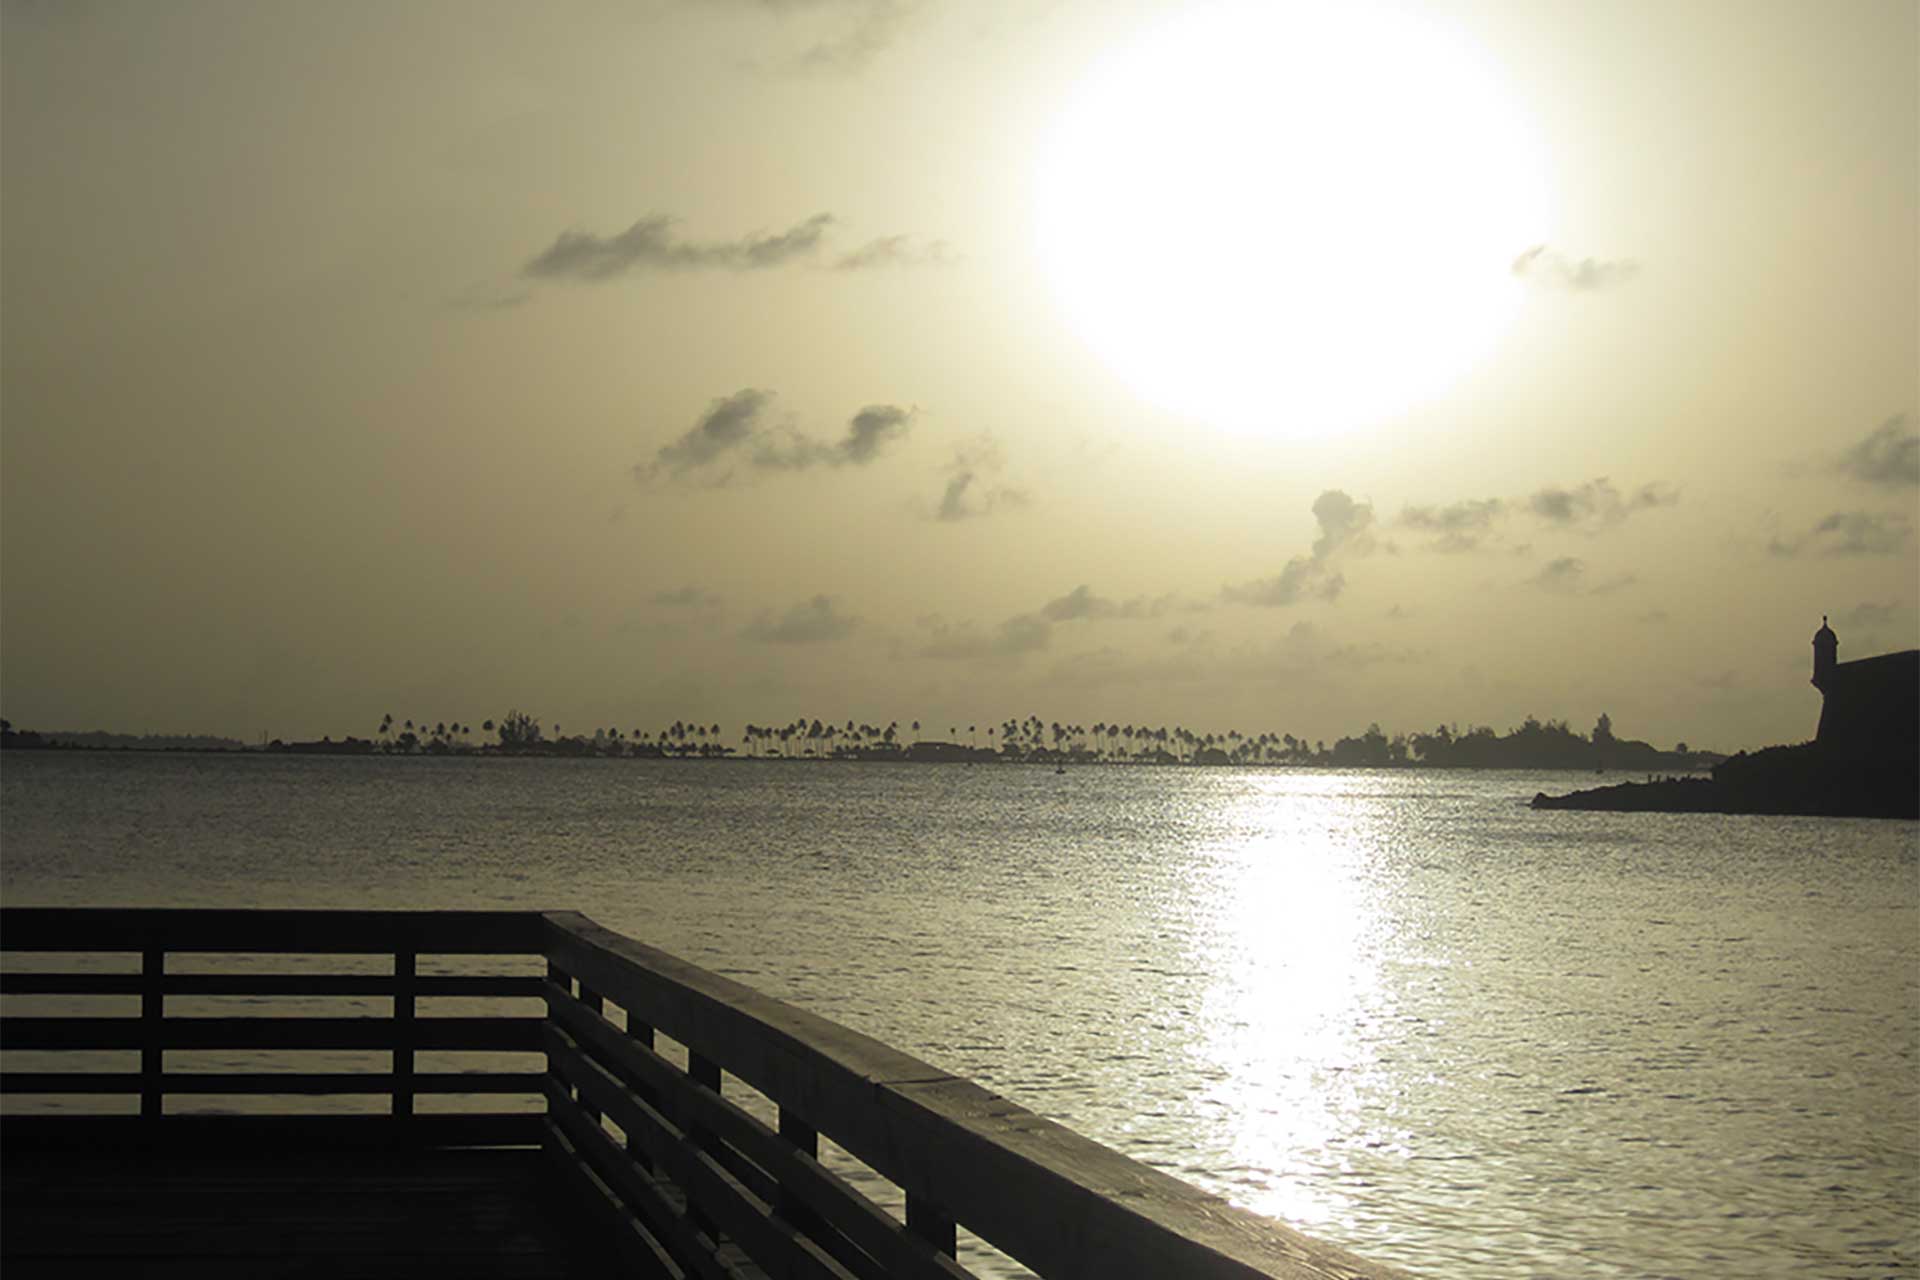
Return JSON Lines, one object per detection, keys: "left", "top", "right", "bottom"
{"left": 1035, "top": 2, "right": 1552, "bottom": 440}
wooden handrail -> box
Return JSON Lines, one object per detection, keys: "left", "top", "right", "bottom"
{"left": 538, "top": 910, "right": 1407, "bottom": 1280}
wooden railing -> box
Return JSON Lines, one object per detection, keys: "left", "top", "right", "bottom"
{"left": 0, "top": 908, "right": 548, "bottom": 1149}
{"left": 1, "top": 908, "right": 1406, "bottom": 1279}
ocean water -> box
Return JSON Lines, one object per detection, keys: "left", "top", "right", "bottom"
{"left": 2, "top": 751, "right": 1915, "bottom": 1277}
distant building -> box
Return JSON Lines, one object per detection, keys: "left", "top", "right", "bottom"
{"left": 1809, "top": 617, "right": 1920, "bottom": 760}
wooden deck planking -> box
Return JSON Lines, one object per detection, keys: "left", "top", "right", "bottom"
{"left": 1, "top": 1147, "right": 622, "bottom": 1278}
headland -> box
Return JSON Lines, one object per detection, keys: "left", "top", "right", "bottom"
{"left": 1534, "top": 619, "right": 1917, "bottom": 819}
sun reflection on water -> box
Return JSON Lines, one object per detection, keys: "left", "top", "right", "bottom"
{"left": 1181, "top": 780, "right": 1414, "bottom": 1231}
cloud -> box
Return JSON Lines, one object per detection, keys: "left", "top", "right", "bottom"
{"left": 1836, "top": 415, "right": 1919, "bottom": 488}
{"left": 1396, "top": 478, "right": 1676, "bottom": 552}
{"left": 1223, "top": 558, "right": 1345, "bottom": 607}
{"left": 1398, "top": 497, "right": 1505, "bottom": 552}
{"left": 1511, "top": 244, "right": 1640, "bottom": 290}
{"left": 652, "top": 389, "right": 772, "bottom": 476}
{"left": 920, "top": 613, "right": 1050, "bottom": 660}
{"left": 1222, "top": 489, "right": 1370, "bottom": 607}
{"left": 1038, "top": 585, "right": 1174, "bottom": 623}
{"left": 741, "top": 595, "right": 858, "bottom": 644}
{"left": 1528, "top": 478, "right": 1678, "bottom": 529}
{"left": 933, "top": 436, "right": 1028, "bottom": 521}
{"left": 839, "top": 404, "right": 912, "bottom": 463}
{"left": 750, "top": 0, "right": 916, "bottom": 72}
{"left": 1310, "top": 489, "right": 1376, "bottom": 558}
{"left": 643, "top": 391, "right": 914, "bottom": 482}
{"left": 1524, "top": 557, "right": 1637, "bottom": 596}
{"left": 525, "top": 213, "right": 834, "bottom": 280}
{"left": 1768, "top": 511, "right": 1915, "bottom": 557}
{"left": 1528, "top": 557, "right": 1587, "bottom": 593}
{"left": 834, "top": 235, "right": 954, "bottom": 270}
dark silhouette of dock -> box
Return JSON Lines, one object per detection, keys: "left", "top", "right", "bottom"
{"left": 5, "top": 1144, "right": 612, "bottom": 1278}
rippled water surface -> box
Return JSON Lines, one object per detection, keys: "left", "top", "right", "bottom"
{"left": 4, "top": 752, "right": 1916, "bottom": 1276}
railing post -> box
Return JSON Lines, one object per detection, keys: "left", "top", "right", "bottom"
{"left": 687, "top": 1052, "right": 723, "bottom": 1241}
{"left": 627, "top": 1013, "right": 655, "bottom": 1171}
{"left": 578, "top": 983, "right": 603, "bottom": 1123}
{"left": 140, "top": 945, "right": 164, "bottom": 1120}
{"left": 545, "top": 960, "right": 574, "bottom": 1105}
{"left": 778, "top": 1108, "right": 822, "bottom": 1235}
{"left": 393, "top": 950, "right": 416, "bottom": 1120}
{"left": 907, "top": 1195, "right": 958, "bottom": 1259}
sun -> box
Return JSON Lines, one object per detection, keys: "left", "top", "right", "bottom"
{"left": 1034, "top": 2, "right": 1552, "bottom": 440}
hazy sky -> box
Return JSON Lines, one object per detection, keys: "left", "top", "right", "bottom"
{"left": 3, "top": 0, "right": 1915, "bottom": 751}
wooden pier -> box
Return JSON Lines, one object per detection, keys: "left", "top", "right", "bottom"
{"left": 1, "top": 908, "right": 1406, "bottom": 1278}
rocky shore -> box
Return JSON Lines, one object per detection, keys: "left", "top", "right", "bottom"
{"left": 1534, "top": 740, "right": 1917, "bottom": 819}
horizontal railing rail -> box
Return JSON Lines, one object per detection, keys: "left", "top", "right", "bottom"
{"left": 2, "top": 907, "right": 1406, "bottom": 1279}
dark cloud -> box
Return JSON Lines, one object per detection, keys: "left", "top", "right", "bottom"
{"left": 1038, "top": 585, "right": 1173, "bottom": 623}
{"left": 840, "top": 405, "right": 911, "bottom": 463}
{"left": 834, "top": 236, "right": 953, "bottom": 270}
{"left": 1398, "top": 498, "right": 1504, "bottom": 552}
{"left": 526, "top": 213, "right": 833, "bottom": 281}
{"left": 1836, "top": 415, "right": 1919, "bottom": 488}
{"left": 1511, "top": 244, "right": 1640, "bottom": 290}
{"left": 933, "top": 436, "right": 1027, "bottom": 522}
{"left": 1310, "top": 489, "right": 1376, "bottom": 558}
{"left": 643, "top": 391, "right": 914, "bottom": 482}
{"left": 1768, "top": 511, "right": 1914, "bottom": 557}
{"left": 1222, "top": 489, "right": 1370, "bottom": 607}
{"left": 652, "top": 389, "right": 772, "bottom": 476}
{"left": 1397, "top": 478, "right": 1676, "bottom": 552}
{"left": 936, "top": 473, "right": 978, "bottom": 521}
{"left": 1528, "top": 478, "right": 1678, "bottom": 529}
{"left": 741, "top": 595, "right": 857, "bottom": 645}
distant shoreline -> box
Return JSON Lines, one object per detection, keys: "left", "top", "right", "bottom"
{"left": 1, "top": 736, "right": 1721, "bottom": 775}
{"left": 1, "top": 714, "right": 1722, "bottom": 773}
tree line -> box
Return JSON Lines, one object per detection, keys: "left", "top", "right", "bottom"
{"left": 329, "top": 709, "right": 1710, "bottom": 771}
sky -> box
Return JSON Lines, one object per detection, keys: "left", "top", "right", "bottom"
{"left": 2, "top": 0, "right": 1915, "bottom": 752}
